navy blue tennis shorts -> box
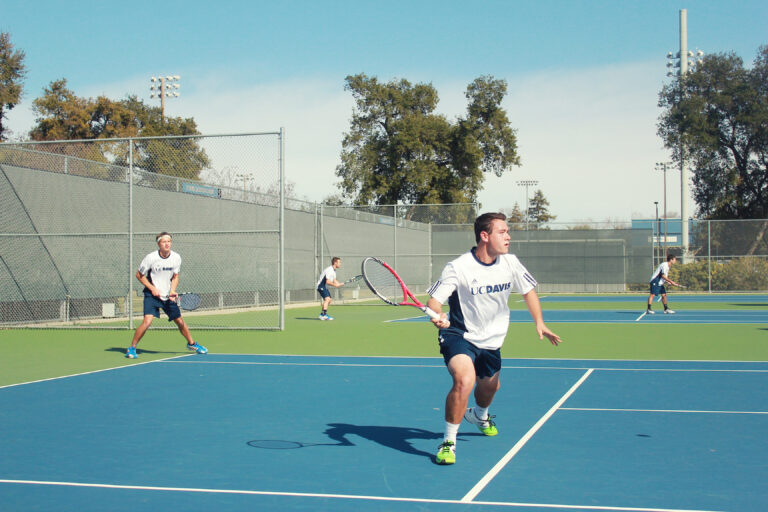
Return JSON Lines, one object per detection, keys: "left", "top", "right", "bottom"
{"left": 650, "top": 283, "right": 667, "bottom": 296}
{"left": 438, "top": 330, "right": 501, "bottom": 379}
{"left": 317, "top": 285, "right": 331, "bottom": 299}
{"left": 143, "top": 292, "right": 181, "bottom": 321}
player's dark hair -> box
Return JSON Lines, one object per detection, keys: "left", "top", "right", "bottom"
{"left": 474, "top": 212, "right": 507, "bottom": 243}
{"left": 331, "top": 256, "right": 341, "bottom": 265}
{"left": 156, "top": 231, "right": 172, "bottom": 243}
{"left": 667, "top": 254, "right": 677, "bottom": 262}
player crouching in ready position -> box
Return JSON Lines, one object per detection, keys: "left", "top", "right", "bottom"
{"left": 125, "top": 232, "right": 207, "bottom": 358}
{"left": 426, "top": 212, "right": 561, "bottom": 465}
{"left": 316, "top": 256, "right": 344, "bottom": 321}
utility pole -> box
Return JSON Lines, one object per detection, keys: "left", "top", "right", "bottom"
{"left": 516, "top": 180, "right": 538, "bottom": 231}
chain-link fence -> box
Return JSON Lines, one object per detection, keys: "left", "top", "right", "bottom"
{"left": 665, "top": 219, "right": 768, "bottom": 292}
{"left": 303, "top": 206, "right": 654, "bottom": 300}
{"left": 3, "top": 136, "right": 766, "bottom": 329}
{"left": 308, "top": 204, "right": 472, "bottom": 305}
{"left": 0, "top": 133, "right": 284, "bottom": 329}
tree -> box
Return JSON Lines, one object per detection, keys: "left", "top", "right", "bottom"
{"left": 526, "top": 189, "right": 556, "bottom": 229}
{"left": 30, "top": 79, "right": 138, "bottom": 141}
{"left": 0, "top": 32, "right": 26, "bottom": 141}
{"left": 658, "top": 46, "right": 768, "bottom": 221}
{"left": 501, "top": 203, "right": 526, "bottom": 230}
{"left": 29, "top": 81, "right": 209, "bottom": 180}
{"left": 336, "top": 73, "right": 520, "bottom": 212}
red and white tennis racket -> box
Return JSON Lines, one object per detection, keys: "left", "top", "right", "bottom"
{"left": 361, "top": 257, "right": 440, "bottom": 320}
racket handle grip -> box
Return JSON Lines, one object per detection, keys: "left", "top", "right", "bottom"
{"left": 422, "top": 306, "right": 441, "bottom": 320}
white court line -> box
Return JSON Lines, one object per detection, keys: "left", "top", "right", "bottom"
{"left": 164, "top": 360, "right": 445, "bottom": 368}
{"left": 0, "top": 479, "right": 724, "bottom": 512}
{"left": 517, "top": 296, "right": 547, "bottom": 302}
{"left": 164, "top": 360, "right": 768, "bottom": 373}
{"left": 0, "top": 354, "right": 191, "bottom": 390}
{"left": 635, "top": 311, "right": 647, "bottom": 322}
{"left": 461, "top": 368, "right": 595, "bottom": 503}
{"left": 561, "top": 407, "right": 768, "bottom": 415}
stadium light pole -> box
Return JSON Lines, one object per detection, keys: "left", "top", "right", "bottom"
{"left": 665, "top": 8, "right": 704, "bottom": 263}
{"left": 654, "top": 201, "right": 660, "bottom": 267}
{"left": 150, "top": 75, "right": 181, "bottom": 122}
{"left": 655, "top": 162, "right": 673, "bottom": 258}
{"left": 516, "top": 179, "right": 538, "bottom": 231}
{"left": 236, "top": 173, "right": 252, "bottom": 201}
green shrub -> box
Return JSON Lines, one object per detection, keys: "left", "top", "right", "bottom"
{"left": 669, "top": 259, "right": 710, "bottom": 291}
{"left": 670, "top": 257, "right": 768, "bottom": 291}
{"left": 712, "top": 257, "right": 768, "bottom": 291}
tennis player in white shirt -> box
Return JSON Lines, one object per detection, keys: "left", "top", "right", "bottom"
{"left": 426, "top": 212, "right": 561, "bottom": 465}
{"left": 647, "top": 254, "right": 680, "bottom": 314}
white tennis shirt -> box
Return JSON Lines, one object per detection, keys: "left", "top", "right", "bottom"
{"left": 316, "top": 265, "right": 337, "bottom": 288}
{"left": 138, "top": 250, "right": 181, "bottom": 300}
{"left": 650, "top": 261, "right": 670, "bottom": 286}
{"left": 428, "top": 249, "right": 537, "bottom": 350}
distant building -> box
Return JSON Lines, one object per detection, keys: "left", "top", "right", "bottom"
{"left": 632, "top": 218, "right": 698, "bottom": 253}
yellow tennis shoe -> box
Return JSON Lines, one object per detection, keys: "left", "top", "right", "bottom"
{"left": 464, "top": 408, "right": 498, "bottom": 436}
{"left": 435, "top": 441, "right": 456, "bottom": 465}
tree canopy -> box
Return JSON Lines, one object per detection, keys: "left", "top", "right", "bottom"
{"left": 657, "top": 46, "right": 768, "bottom": 220}
{"left": 0, "top": 32, "right": 27, "bottom": 141}
{"left": 29, "top": 79, "right": 209, "bottom": 179}
{"left": 502, "top": 203, "right": 526, "bottom": 230}
{"left": 526, "top": 189, "right": 556, "bottom": 229}
{"left": 336, "top": 74, "right": 520, "bottom": 208}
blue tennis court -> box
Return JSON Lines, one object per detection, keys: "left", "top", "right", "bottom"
{"left": 1, "top": 354, "right": 767, "bottom": 511}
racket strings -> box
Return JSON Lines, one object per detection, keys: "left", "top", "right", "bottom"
{"left": 363, "top": 259, "right": 404, "bottom": 304}
{"left": 179, "top": 293, "right": 201, "bottom": 310}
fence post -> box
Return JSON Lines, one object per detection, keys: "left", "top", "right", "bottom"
{"left": 393, "top": 206, "right": 398, "bottom": 271}
{"left": 707, "top": 220, "right": 712, "bottom": 293}
{"left": 278, "top": 127, "right": 285, "bottom": 330}
{"left": 128, "top": 140, "right": 134, "bottom": 329}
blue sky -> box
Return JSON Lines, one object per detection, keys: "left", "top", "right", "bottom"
{"left": 3, "top": 0, "right": 767, "bottom": 222}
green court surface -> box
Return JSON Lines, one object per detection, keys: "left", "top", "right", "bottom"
{"left": 2, "top": 294, "right": 767, "bottom": 387}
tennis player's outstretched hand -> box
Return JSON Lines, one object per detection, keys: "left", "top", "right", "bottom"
{"left": 537, "top": 323, "right": 562, "bottom": 346}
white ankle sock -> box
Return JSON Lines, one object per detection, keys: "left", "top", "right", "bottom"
{"left": 473, "top": 406, "right": 489, "bottom": 420}
{"left": 444, "top": 421, "right": 460, "bottom": 443}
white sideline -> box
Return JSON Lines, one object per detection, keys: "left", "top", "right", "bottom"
{"left": 461, "top": 368, "right": 595, "bottom": 502}
{"left": 0, "top": 478, "right": 723, "bottom": 512}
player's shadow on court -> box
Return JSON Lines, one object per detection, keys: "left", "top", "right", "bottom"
{"left": 105, "top": 347, "right": 184, "bottom": 355}
{"left": 323, "top": 423, "right": 478, "bottom": 461}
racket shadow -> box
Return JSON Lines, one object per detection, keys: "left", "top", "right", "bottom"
{"left": 323, "top": 423, "right": 444, "bottom": 460}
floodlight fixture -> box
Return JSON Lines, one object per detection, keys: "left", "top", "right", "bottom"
{"left": 516, "top": 179, "right": 539, "bottom": 231}
{"left": 149, "top": 74, "right": 181, "bottom": 122}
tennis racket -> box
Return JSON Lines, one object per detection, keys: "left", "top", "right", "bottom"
{"left": 176, "top": 293, "right": 201, "bottom": 311}
{"left": 361, "top": 257, "right": 440, "bottom": 320}
{"left": 344, "top": 274, "right": 363, "bottom": 284}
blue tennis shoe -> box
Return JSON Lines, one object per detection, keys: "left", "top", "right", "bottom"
{"left": 187, "top": 342, "right": 208, "bottom": 354}
{"left": 125, "top": 346, "right": 138, "bottom": 359}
